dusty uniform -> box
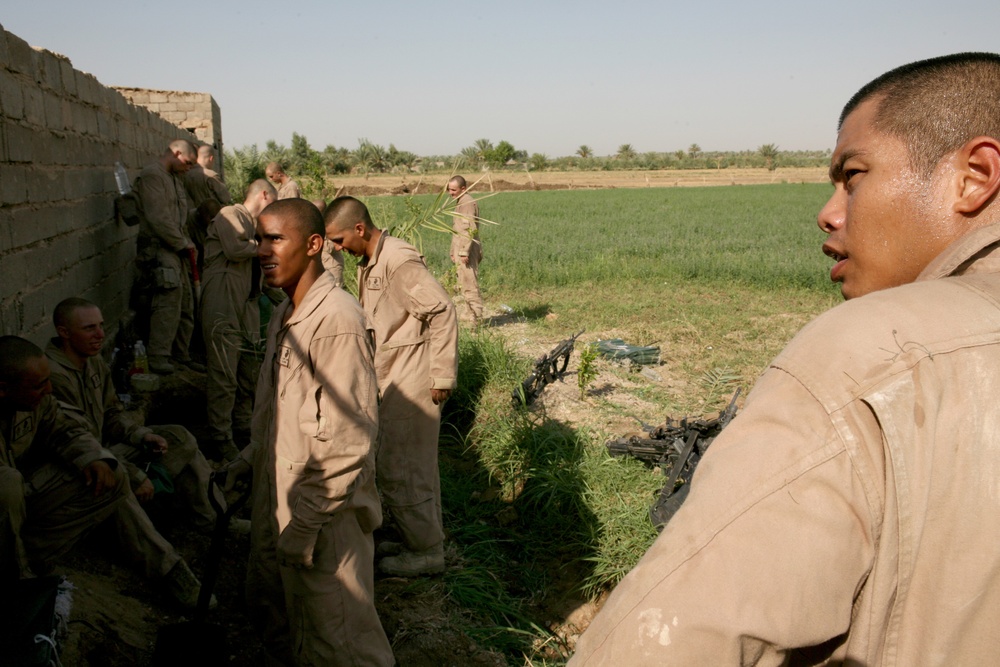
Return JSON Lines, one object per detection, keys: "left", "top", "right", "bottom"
{"left": 202, "top": 204, "right": 261, "bottom": 442}
{"left": 0, "top": 395, "right": 129, "bottom": 577}
{"left": 571, "top": 222, "right": 1000, "bottom": 666}
{"left": 137, "top": 160, "right": 195, "bottom": 361}
{"left": 45, "top": 342, "right": 216, "bottom": 531}
{"left": 450, "top": 192, "right": 483, "bottom": 321}
{"left": 359, "top": 233, "right": 458, "bottom": 552}
{"left": 321, "top": 239, "right": 345, "bottom": 287}
{"left": 245, "top": 271, "right": 393, "bottom": 666}
{"left": 276, "top": 179, "right": 301, "bottom": 200}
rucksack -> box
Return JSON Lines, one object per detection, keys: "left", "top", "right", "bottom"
{"left": 115, "top": 175, "right": 143, "bottom": 227}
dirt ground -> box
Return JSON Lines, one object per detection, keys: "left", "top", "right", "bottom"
{"left": 328, "top": 167, "right": 828, "bottom": 198}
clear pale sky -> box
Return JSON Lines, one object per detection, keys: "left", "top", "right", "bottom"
{"left": 4, "top": 0, "right": 999, "bottom": 157}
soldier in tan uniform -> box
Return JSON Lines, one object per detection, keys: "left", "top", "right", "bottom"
{"left": 183, "top": 145, "right": 233, "bottom": 270}
{"left": 571, "top": 53, "right": 1000, "bottom": 666}
{"left": 46, "top": 298, "right": 221, "bottom": 533}
{"left": 324, "top": 196, "right": 458, "bottom": 577}
{"left": 447, "top": 176, "right": 484, "bottom": 325}
{"left": 201, "top": 179, "right": 276, "bottom": 460}
{"left": 136, "top": 139, "right": 200, "bottom": 375}
{"left": 313, "top": 199, "right": 346, "bottom": 287}
{"left": 0, "top": 337, "right": 210, "bottom": 608}
{"left": 265, "top": 161, "right": 302, "bottom": 199}
{"left": 227, "top": 199, "right": 393, "bottom": 666}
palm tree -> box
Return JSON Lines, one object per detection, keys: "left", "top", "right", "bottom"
{"left": 688, "top": 143, "right": 702, "bottom": 159}
{"left": 758, "top": 143, "right": 780, "bottom": 171}
{"left": 617, "top": 144, "right": 637, "bottom": 160}
{"left": 577, "top": 145, "right": 593, "bottom": 159}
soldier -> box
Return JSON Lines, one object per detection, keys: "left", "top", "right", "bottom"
{"left": 184, "top": 145, "right": 232, "bottom": 211}
{"left": 136, "top": 139, "right": 201, "bottom": 375}
{"left": 228, "top": 199, "right": 393, "bottom": 665}
{"left": 0, "top": 337, "right": 211, "bottom": 608}
{"left": 447, "top": 175, "right": 484, "bottom": 326}
{"left": 46, "top": 298, "right": 228, "bottom": 534}
{"left": 201, "top": 179, "right": 276, "bottom": 460}
{"left": 324, "top": 196, "right": 458, "bottom": 577}
{"left": 570, "top": 52, "right": 1000, "bottom": 665}
{"left": 265, "top": 161, "right": 301, "bottom": 200}
{"left": 311, "top": 199, "right": 346, "bottom": 287}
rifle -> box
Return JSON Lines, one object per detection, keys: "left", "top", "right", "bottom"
{"left": 512, "top": 330, "right": 585, "bottom": 407}
{"left": 606, "top": 389, "right": 741, "bottom": 531}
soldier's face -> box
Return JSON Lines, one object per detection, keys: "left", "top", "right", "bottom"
{"left": 817, "top": 97, "right": 959, "bottom": 299}
{"left": 60, "top": 306, "right": 105, "bottom": 358}
{"left": 0, "top": 356, "right": 52, "bottom": 412}
{"left": 257, "top": 213, "right": 318, "bottom": 290}
{"left": 326, "top": 222, "right": 367, "bottom": 258}
{"left": 447, "top": 182, "right": 463, "bottom": 199}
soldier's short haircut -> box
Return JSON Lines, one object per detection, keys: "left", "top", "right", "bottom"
{"left": 841, "top": 52, "right": 1000, "bottom": 177}
{"left": 449, "top": 175, "right": 467, "bottom": 189}
{"left": 260, "top": 199, "right": 324, "bottom": 237}
{"left": 197, "top": 144, "right": 214, "bottom": 159}
{"left": 0, "top": 336, "right": 44, "bottom": 382}
{"left": 323, "top": 196, "right": 374, "bottom": 232}
{"left": 169, "top": 138, "right": 196, "bottom": 158}
{"left": 53, "top": 297, "right": 98, "bottom": 329}
{"left": 265, "top": 161, "right": 285, "bottom": 175}
{"left": 246, "top": 178, "right": 276, "bottom": 200}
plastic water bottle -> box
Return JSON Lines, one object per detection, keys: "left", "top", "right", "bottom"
{"left": 133, "top": 341, "right": 148, "bottom": 374}
{"left": 114, "top": 161, "right": 131, "bottom": 196}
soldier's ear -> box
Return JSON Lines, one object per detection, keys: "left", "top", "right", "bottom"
{"left": 954, "top": 136, "right": 1000, "bottom": 215}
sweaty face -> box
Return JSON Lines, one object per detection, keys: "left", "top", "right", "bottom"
{"left": 818, "top": 97, "right": 958, "bottom": 299}
{"left": 2, "top": 356, "right": 53, "bottom": 412}
{"left": 63, "top": 306, "right": 105, "bottom": 358}
{"left": 326, "top": 223, "right": 367, "bottom": 258}
{"left": 257, "top": 213, "right": 317, "bottom": 290}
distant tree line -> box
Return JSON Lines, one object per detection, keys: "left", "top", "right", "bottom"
{"left": 223, "top": 133, "right": 830, "bottom": 200}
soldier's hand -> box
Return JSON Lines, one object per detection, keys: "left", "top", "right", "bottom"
{"left": 223, "top": 456, "right": 252, "bottom": 494}
{"left": 143, "top": 433, "right": 168, "bottom": 454}
{"left": 277, "top": 520, "right": 319, "bottom": 569}
{"left": 83, "top": 460, "right": 116, "bottom": 497}
{"left": 134, "top": 477, "right": 155, "bottom": 503}
{"left": 431, "top": 388, "right": 451, "bottom": 405}
{"left": 460, "top": 255, "right": 470, "bottom": 266}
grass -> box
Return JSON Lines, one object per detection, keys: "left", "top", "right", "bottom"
{"left": 352, "top": 184, "right": 843, "bottom": 664}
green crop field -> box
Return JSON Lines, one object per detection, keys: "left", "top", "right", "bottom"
{"left": 354, "top": 184, "right": 845, "bottom": 664}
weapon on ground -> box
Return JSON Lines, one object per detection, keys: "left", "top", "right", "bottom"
{"left": 606, "top": 389, "right": 741, "bottom": 531}
{"left": 512, "top": 330, "right": 585, "bottom": 407}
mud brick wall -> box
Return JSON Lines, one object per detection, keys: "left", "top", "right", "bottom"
{"left": 0, "top": 23, "right": 206, "bottom": 345}
{"left": 114, "top": 88, "right": 223, "bottom": 175}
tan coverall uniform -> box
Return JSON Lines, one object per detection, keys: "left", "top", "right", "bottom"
{"left": 202, "top": 203, "right": 261, "bottom": 443}
{"left": 245, "top": 272, "right": 393, "bottom": 666}
{"left": 450, "top": 192, "right": 483, "bottom": 322}
{"left": 359, "top": 233, "right": 458, "bottom": 552}
{"left": 0, "top": 395, "right": 130, "bottom": 578}
{"left": 45, "top": 341, "right": 216, "bottom": 531}
{"left": 571, "top": 222, "right": 1000, "bottom": 666}
{"left": 183, "top": 165, "right": 233, "bottom": 265}
{"left": 321, "top": 239, "right": 345, "bottom": 287}
{"left": 276, "top": 180, "right": 301, "bottom": 200}
{"left": 137, "top": 160, "right": 195, "bottom": 361}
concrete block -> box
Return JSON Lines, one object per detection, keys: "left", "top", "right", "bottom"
{"left": 9, "top": 204, "right": 59, "bottom": 248}
{"left": 149, "top": 92, "right": 168, "bottom": 104}
{"left": 159, "top": 103, "right": 178, "bottom": 112}
{"left": 27, "top": 166, "right": 63, "bottom": 204}
{"left": 37, "top": 50, "right": 63, "bottom": 90}
{"left": 59, "top": 59, "right": 77, "bottom": 97}
{"left": 0, "top": 163, "right": 28, "bottom": 205}
{"left": 0, "top": 25, "right": 9, "bottom": 65}
{"left": 3, "top": 120, "right": 35, "bottom": 162}
{"left": 0, "top": 297, "right": 25, "bottom": 337}
{"left": 0, "top": 70, "right": 25, "bottom": 119}
{"left": 0, "top": 208, "right": 13, "bottom": 254}
{"left": 175, "top": 101, "right": 195, "bottom": 112}
{"left": 43, "top": 90, "right": 63, "bottom": 129}
{"left": 22, "top": 85, "right": 44, "bottom": 126}
{"left": 5, "top": 31, "right": 33, "bottom": 76}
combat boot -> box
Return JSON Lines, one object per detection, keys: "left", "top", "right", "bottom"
{"left": 149, "top": 355, "right": 175, "bottom": 375}
{"left": 378, "top": 543, "right": 445, "bottom": 577}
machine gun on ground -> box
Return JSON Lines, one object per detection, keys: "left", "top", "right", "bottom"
{"left": 606, "top": 389, "right": 741, "bottom": 531}
{"left": 512, "top": 330, "right": 585, "bottom": 407}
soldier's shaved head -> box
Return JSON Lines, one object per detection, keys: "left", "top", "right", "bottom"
{"left": 260, "top": 199, "right": 325, "bottom": 238}
{"left": 169, "top": 139, "right": 196, "bottom": 159}
{"left": 246, "top": 178, "right": 276, "bottom": 200}
{"left": 197, "top": 144, "right": 214, "bottom": 159}
{"left": 53, "top": 297, "right": 97, "bottom": 329}
{"left": 448, "top": 175, "right": 467, "bottom": 189}
{"left": 265, "top": 161, "right": 285, "bottom": 177}
{"left": 324, "top": 196, "right": 374, "bottom": 233}
{"left": 0, "top": 336, "right": 44, "bottom": 383}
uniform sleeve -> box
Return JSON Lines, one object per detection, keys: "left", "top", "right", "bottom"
{"left": 35, "top": 396, "right": 118, "bottom": 472}
{"left": 322, "top": 240, "right": 345, "bottom": 287}
{"left": 139, "top": 171, "right": 189, "bottom": 251}
{"left": 291, "top": 329, "right": 379, "bottom": 529}
{"left": 391, "top": 259, "right": 458, "bottom": 390}
{"left": 215, "top": 208, "right": 258, "bottom": 262}
{"left": 569, "top": 368, "right": 879, "bottom": 665}
{"left": 98, "top": 368, "right": 152, "bottom": 447}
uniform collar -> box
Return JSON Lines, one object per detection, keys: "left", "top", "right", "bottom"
{"left": 274, "top": 270, "right": 338, "bottom": 328}
{"left": 918, "top": 222, "right": 1000, "bottom": 282}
